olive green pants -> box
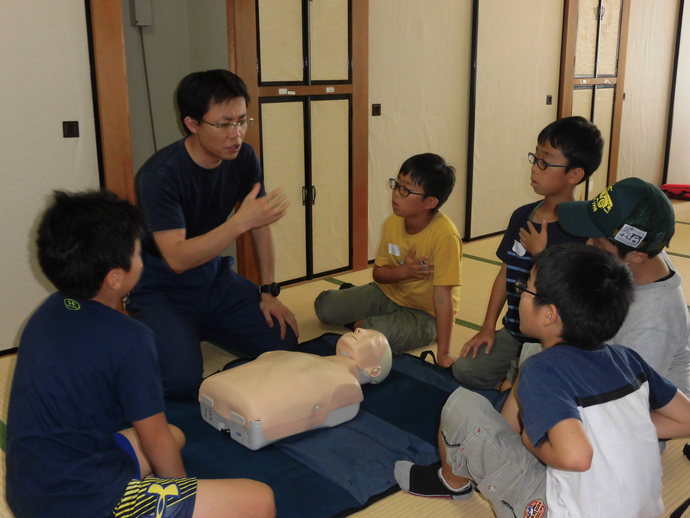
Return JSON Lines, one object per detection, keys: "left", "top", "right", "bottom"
{"left": 314, "top": 282, "right": 436, "bottom": 353}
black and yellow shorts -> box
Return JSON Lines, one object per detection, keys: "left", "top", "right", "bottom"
{"left": 112, "top": 476, "right": 197, "bottom": 518}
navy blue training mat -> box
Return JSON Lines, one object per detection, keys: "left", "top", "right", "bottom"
{"left": 165, "top": 333, "right": 501, "bottom": 517}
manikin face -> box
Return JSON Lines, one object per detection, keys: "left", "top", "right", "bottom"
{"left": 336, "top": 328, "right": 392, "bottom": 383}
{"left": 337, "top": 327, "right": 384, "bottom": 353}
{"left": 187, "top": 97, "right": 248, "bottom": 165}
{"left": 529, "top": 142, "right": 573, "bottom": 197}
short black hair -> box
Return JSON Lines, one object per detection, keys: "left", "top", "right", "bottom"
{"left": 398, "top": 153, "right": 456, "bottom": 210}
{"left": 37, "top": 190, "right": 145, "bottom": 299}
{"left": 609, "top": 238, "right": 663, "bottom": 259}
{"left": 532, "top": 243, "right": 634, "bottom": 350}
{"left": 176, "top": 69, "right": 250, "bottom": 135}
{"left": 537, "top": 116, "right": 603, "bottom": 183}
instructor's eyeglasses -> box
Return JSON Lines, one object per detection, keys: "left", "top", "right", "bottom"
{"left": 200, "top": 118, "right": 254, "bottom": 133}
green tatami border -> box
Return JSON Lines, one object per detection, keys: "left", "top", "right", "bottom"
{"left": 454, "top": 318, "right": 482, "bottom": 331}
{"left": 463, "top": 254, "right": 501, "bottom": 266}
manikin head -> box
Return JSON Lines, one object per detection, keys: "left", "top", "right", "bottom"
{"left": 335, "top": 328, "right": 393, "bottom": 384}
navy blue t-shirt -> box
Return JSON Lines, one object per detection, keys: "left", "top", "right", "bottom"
{"left": 519, "top": 343, "right": 677, "bottom": 446}
{"left": 516, "top": 343, "right": 676, "bottom": 516}
{"left": 6, "top": 293, "right": 164, "bottom": 518}
{"left": 136, "top": 139, "right": 264, "bottom": 258}
{"left": 496, "top": 201, "right": 587, "bottom": 340}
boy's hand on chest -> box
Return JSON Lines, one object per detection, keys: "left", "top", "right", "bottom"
{"left": 398, "top": 248, "right": 434, "bottom": 280}
{"left": 518, "top": 220, "right": 548, "bottom": 257}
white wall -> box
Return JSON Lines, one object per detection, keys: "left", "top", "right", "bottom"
{"left": 368, "top": 0, "right": 472, "bottom": 258}
{"left": 122, "top": 0, "right": 228, "bottom": 172}
{"left": 0, "top": 1, "right": 100, "bottom": 350}
{"left": 618, "top": 1, "right": 679, "bottom": 184}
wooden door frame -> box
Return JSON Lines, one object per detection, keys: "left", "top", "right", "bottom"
{"left": 233, "top": 0, "right": 369, "bottom": 279}
{"left": 88, "top": 0, "right": 368, "bottom": 282}
{"left": 88, "top": 0, "right": 135, "bottom": 203}
{"left": 558, "top": 0, "right": 631, "bottom": 186}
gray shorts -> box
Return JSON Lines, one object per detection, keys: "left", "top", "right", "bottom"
{"left": 440, "top": 387, "right": 546, "bottom": 518}
{"left": 314, "top": 282, "right": 436, "bottom": 352}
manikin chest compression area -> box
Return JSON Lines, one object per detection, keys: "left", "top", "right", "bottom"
{"left": 199, "top": 329, "right": 393, "bottom": 450}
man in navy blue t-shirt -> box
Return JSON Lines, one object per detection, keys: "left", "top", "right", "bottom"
{"left": 128, "top": 70, "right": 299, "bottom": 400}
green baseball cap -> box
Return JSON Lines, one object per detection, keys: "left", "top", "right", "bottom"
{"left": 557, "top": 177, "right": 675, "bottom": 253}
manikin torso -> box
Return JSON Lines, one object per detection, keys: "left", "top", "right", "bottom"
{"left": 199, "top": 329, "right": 392, "bottom": 449}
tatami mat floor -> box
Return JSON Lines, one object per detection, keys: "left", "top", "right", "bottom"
{"left": 1, "top": 200, "right": 689, "bottom": 517}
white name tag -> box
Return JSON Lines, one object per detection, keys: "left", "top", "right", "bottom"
{"left": 614, "top": 223, "right": 647, "bottom": 248}
{"left": 388, "top": 243, "right": 401, "bottom": 256}
{"left": 512, "top": 240, "right": 527, "bottom": 257}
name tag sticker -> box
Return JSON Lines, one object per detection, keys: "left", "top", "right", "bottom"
{"left": 388, "top": 243, "right": 401, "bottom": 257}
{"left": 614, "top": 224, "right": 647, "bottom": 248}
{"left": 512, "top": 240, "right": 527, "bottom": 257}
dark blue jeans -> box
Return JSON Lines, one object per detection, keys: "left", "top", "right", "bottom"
{"left": 128, "top": 253, "right": 298, "bottom": 400}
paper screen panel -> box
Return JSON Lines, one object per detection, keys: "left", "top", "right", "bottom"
{"left": 575, "top": 0, "right": 599, "bottom": 77}
{"left": 597, "top": 0, "right": 622, "bottom": 76}
{"left": 590, "top": 86, "right": 614, "bottom": 196}
{"left": 261, "top": 101, "right": 307, "bottom": 281}
{"left": 310, "top": 0, "right": 349, "bottom": 81}
{"left": 310, "top": 99, "right": 350, "bottom": 273}
{"left": 571, "top": 87, "right": 594, "bottom": 200}
{"left": 258, "top": 0, "right": 303, "bottom": 83}
{"left": 617, "top": 1, "right": 677, "bottom": 184}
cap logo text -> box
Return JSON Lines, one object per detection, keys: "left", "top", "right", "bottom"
{"left": 592, "top": 186, "right": 614, "bottom": 213}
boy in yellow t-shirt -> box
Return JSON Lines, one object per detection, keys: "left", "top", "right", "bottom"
{"left": 315, "top": 153, "right": 461, "bottom": 367}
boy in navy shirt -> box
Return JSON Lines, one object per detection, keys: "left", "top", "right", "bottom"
{"left": 453, "top": 116, "right": 603, "bottom": 389}
{"left": 6, "top": 191, "right": 275, "bottom": 518}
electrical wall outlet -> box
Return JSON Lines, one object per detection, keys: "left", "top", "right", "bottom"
{"left": 62, "top": 121, "right": 79, "bottom": 138}
{"left": 130, "top": 0, "right": 152, "bottom": 26}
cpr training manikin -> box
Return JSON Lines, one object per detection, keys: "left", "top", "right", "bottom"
{"left": 199, "top": 328, "right": 393, "bottom": 450}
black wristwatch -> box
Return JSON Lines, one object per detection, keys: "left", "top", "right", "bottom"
{"left": 259, "top": 282, "right": 281, "bottom": 297}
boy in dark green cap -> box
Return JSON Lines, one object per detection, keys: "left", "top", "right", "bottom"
{"left": 557, "top": 177, "right": 690, "bottom": 397}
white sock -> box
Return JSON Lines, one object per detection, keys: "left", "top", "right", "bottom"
{"left": 437, "top": 467, "right": 472, "bottom": 492}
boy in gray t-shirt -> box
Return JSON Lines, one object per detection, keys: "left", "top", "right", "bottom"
{"left": 558, "top": 177, "right": 690, "bottom": 396}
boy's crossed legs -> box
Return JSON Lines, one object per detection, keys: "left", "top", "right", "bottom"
{"left": 314, "top": 282, "right": 436, "bottom": 352}
{"left": 395, "top": 387, "right": 546, "bottom": 518}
